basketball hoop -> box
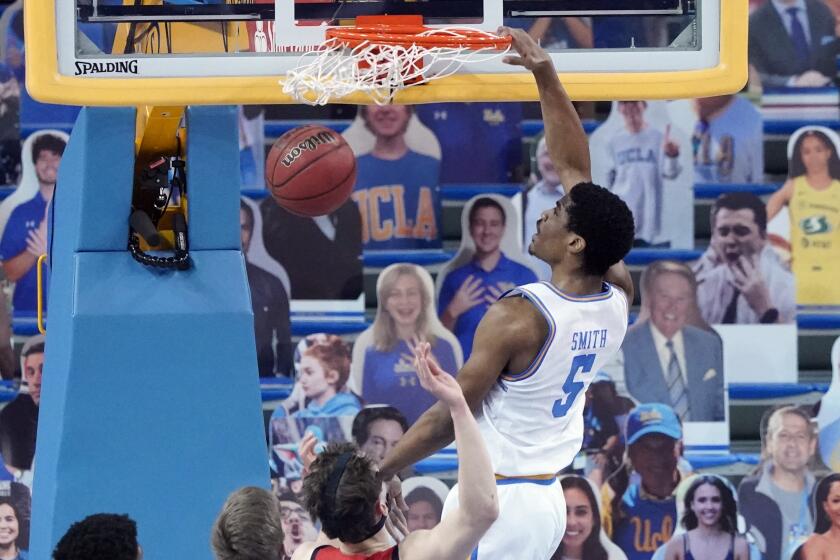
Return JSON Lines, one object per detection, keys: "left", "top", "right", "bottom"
{"left": 280, "top": 16, "right": 512, "bottom": 105}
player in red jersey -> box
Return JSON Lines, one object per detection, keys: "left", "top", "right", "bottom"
{"left": 292, "top": 342, "right": 499, "bottom": 560}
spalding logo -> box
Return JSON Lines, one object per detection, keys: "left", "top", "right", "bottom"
{"left": 281, "top": 131, "right": 337, "bottom": 167}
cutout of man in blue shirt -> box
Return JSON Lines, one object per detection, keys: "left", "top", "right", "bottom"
{"left": 438, "top": 197, "right": 537, "bottom": 359}
{"left": 0, "top": 133, "right": 65, "bottom": 315}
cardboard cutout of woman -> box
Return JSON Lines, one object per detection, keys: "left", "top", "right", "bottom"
{"left": 350, "top": 264, "right": 463, "bottom": 425}
{"left": 589, "top": 100, "right": 693, "bottom": 248}
{"left": 768, "top": 126, "right": 840, "bottom": 307}
{"left": 402, "top": 476, "right": 450, "bottom": 532}
{"left": 437, "top": 195, "right": 538, "bottom": 360}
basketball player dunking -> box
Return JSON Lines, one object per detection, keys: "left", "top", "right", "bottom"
{"left": 379, "top": 28, "right": 637, "bottom": 559}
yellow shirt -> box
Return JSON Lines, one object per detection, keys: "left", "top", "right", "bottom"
{"left": 790, "top": 176, "right": 840, "bottom": 306}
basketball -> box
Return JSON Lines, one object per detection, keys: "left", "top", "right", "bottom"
{"left": 265, "top": 125, "right": 357, "bottom": 217}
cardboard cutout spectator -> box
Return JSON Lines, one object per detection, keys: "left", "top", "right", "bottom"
{"left": 402, "top": 476, "right": 450, "bottom": 532}
{"left": 414, "top": 102, "right": 524, "bottom": 183}
{"left": 240, "top": 198, "right": 292, "bottom": 377}
{"left": 0, "top": 131, "right": 66, "bottom": 316}
{"left": 668, "top": 96, "right": 764, "bottom": 184}
{"left": 258, "top": 195, "right": 363, "bottom": 301}
{"left": 589, "top": 101, "right": 693, "bottom": 248}
{"left": 344, "top": 105, "right": 442, "bottom": 251}
{"left": 523, "top": 136, "right": 566, "bottom": 280}
{"left": 768, "top": 126, "right": 840, "bottom": 307}
{"left": 554, "top": 475, "right": 628, "bottom": 560}
{"left": 582, "top": 372, "right": 635, "bottom": 487}
{"left": 350, "top": 264, "right": 463, "bottom": 424}
{"left": 351, "top": 405, "right": 408, "bottom": 467}
{"left": 437, "top": 195, "right": 538, "bottom": 360}
{"left": 617, "top": 261, "right": 726, "bottom": 425}
{"left": 277, "top": 490, "right": 318, "bottom": 559}
{"left": 0, "top": 481, "right": 30, "bottom": 556}
{"left": 738, "top": 405, "right": 818, "bottom": 560}
{"left": 661, "top": 475, "right": 750, "bottom": 560}
{"left": 749, "top": 0, "right": 838, "bottom": 88}
{"left": 796, "top": 473, "right": 840, "bottom": 559}
{"left": 816, "top": 336, "right": 840, "bottom": 471}
{"left": 694, "top": 192, "right": 797, "bottom": 325}
{"left": 601, "top": 403, "right": 687, "bottom": 560}
{"left": 0, "top": 335, "right": 42, "bottom": 474}
{"left": 272, "top": 334, "right": 361, "bottom": 420}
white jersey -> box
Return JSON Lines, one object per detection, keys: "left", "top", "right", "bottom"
{"left": 477, "top": 281, "right": 628, "bottom": 477}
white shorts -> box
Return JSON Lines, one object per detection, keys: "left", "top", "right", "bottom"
{"left": 442, "top": 478, "right": 566, "bottom": 560}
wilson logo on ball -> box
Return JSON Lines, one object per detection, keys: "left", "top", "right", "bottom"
{"left": 281, "top": 131, "right": 337, "bottom": 167}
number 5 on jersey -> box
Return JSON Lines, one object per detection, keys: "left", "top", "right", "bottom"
{"left": 552, "top": 354, "right": 596, "bottom": 418}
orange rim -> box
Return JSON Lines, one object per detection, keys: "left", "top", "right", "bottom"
{"left": 325, "top": 25, "right": 512, "bottom": 49}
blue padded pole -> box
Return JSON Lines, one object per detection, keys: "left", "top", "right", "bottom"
{"left": 30, "top": 106, "right": 268, "bottom": 558}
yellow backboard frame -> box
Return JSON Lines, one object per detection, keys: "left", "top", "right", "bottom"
{"left": 25, "top": 1, "right": 747, "bottom": 106}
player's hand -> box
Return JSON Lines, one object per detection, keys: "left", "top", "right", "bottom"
{"left": 414, "top": 342, "right": 464, "bottom": 408}
{"left": 663, "top": 124, "right": 680, "bottom": 158}
{"left": 498, "top": 26, "right": 554, "bottom": 73}
{"left": 384, "top": 476, "right": 409, "bottom": 539}
{"left": 728, "top": 255, "right": 772, "bottom": 317}
{"left": 446, "top": 275, "right": 485, "bottom": 318}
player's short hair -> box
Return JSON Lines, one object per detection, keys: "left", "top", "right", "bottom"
{"left": 302, "top": 442, "right": 381, "bottom": 544}
{"left": 302, "top": 335, "right": 352, "bottom": 390}
{"left": 240, "top": 199, "right": 255, "bottom": 233}
{"left": 53, "top": 513, "right": 139, "bottom": 560}
{"left": 566, "top": 182, "right": 635, "bottom": 276}
{"left": 351, "top": 406, "right": 409, "bottom": 446}
{"left": 640, "top": 260, "right": 698, "bottom": 300}
{"left": 468, "top": 197, "right": 506, "bottom": 226}
{"left": 711, "top": 192, "right": 767, "bottom": 233}
{"left": 31, "top": 134, "right": 66, "bottom": 164}
{"left": 211, "top": 487, "right": 284, "bottom": 560}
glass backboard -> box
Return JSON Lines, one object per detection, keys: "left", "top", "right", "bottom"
{"left": 25, "top": 0, "right": 746, "bottom": 106}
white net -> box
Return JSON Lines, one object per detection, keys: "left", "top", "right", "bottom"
{"left": 280, "top": 27, "right": 511, "bottom": 106}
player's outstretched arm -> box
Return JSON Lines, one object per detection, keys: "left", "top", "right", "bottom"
{"left": 399, "top": 343, "right": 499, "bottom": 560}
{"left": 379, "top": 298, "right": 537, "bottom": 482}
{"left": 500, "top": 26, "right": 591, "bottom": 190}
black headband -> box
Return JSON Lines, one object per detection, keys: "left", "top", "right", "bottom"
{"left": 322, "top": 451, "right": 388, "bottom": 544}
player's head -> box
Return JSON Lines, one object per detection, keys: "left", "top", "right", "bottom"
{"left": 298, "top": 335, "right": 351, "bottom": 401}
{"left": 557, "top": 476, "right": 608, "bottom": 560}
{"left": 617, "top": 101, "right": 647, "bottom": 133}
{"left": 210, "top": 487, "right": 284, "bottom": 560}
{"left": 764, "top": 406, "right": 815, "bottom": 476}
{"left": 22, "top": 335, "right": 44, "bottom": 406}
{"left": 641, "top": 261, "right": 698, "bottom": 339}
{"left": 360, "top": 105, "right": 412, "bottom": 141}
{"left": 302, "top": 442, "right": 387, "bottom": 544}
{"left": 468, "top": 197, "right": 506, "bottom": 256}
{"left": 626, "top": 403, "right": 682, "bottom": 485}
{"left": 790, "top": 129, "right": 840, "bottom": 179}
{"left": 240, "top": 200, "right": 254, "bottom": 253}
{"left": 710, "top": 192, "right": 767, "bottom": 261}
{"left": 529, "top": 183, "right": 634, "bottom": 277}
{"left": 813, "top": 473, "right": 840, "bottom": 534}
{"left": 352, "top": 406, "right": 409, "bottom": 466}
{"left": 681, "top": 475, "right": 737, "bottom": 533}
{"left": 535, "top": 137, "right": 561, "bottom": 187}
{"left": 31, "top": 133, "right": 65, "bottom": 187}
{"left": 374, "top": 265, "right": 432, "bottom": 350}
{"left": 53, "top": 513, "right": 141, "bottom": 560}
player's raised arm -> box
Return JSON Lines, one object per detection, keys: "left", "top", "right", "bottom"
{"left": 378, "top": 297, "right": 540, "bottom": 482}
{"left": 500, "top": 26, "right": 591, "bottom": 189}
{"left": 398, "top": 343, "right": 499, "bottom": 560}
